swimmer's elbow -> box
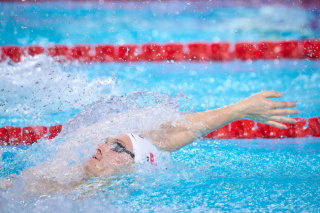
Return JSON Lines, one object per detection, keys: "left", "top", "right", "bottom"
{"left": 156, "top": 131, "right": 198, "bottom": 152}
{"left": 151, "top": 136, "right": 177, "bottom": 152}
{"left": 146, "top": 122, "right": 200, "bottom": 152}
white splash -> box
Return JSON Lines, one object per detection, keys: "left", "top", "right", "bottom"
{"left": 0, "top": 55, "right": 116, "bottom": 124}
{"left": 2, "top": 92, "right": 182, "bottom": 196}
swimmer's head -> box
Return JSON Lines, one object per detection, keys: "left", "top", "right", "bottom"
{"left": 84, "top": 134, "right": 158, "bottom": 177}
{"left": 84, "top": 134, "right": 135, "bottom": 177}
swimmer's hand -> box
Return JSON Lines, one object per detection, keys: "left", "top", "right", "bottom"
{"left": 234, "top": 91, "right": 299, "bottom": 129}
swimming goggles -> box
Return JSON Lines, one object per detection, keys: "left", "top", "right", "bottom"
{"left": 109, "top": 142, "right": 135, "bottom": 159}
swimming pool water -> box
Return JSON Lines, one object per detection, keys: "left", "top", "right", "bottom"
{"left": 1, "top": 1, "right": 319, "bottom": 45}
{"left": 1, "top": 1, "right": 320, "bottom": 212}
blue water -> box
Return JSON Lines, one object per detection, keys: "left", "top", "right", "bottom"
{"left": 1, "top": 1, "right": 320, "bottom": 45}
{"left": 0, "top": 1, "right": 320, "bottom": 212}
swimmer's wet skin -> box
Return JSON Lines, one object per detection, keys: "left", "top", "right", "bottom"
{"left": 84, "top": 91, "right": 299, "bottom": 178}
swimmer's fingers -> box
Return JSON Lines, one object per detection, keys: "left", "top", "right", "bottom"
{"left": 269, "top": 101, "right": 296, "bottom": 109}
{"left": 269, "top": 116, "right": 297, "bottom": 124}
{"left": 269, "top": 109, "right": 299, "bottom": 116}
{"left": 261, "top": 91, "right": 283, "bottom": 98}
{"left": 265, "top": 121, "right": 288, "bottom": 129}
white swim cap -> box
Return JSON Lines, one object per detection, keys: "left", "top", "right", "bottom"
{"left": 127, "top": 133, "right": 159, "bottom": 165}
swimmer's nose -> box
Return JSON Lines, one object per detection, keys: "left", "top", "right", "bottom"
{"left": 97, "top": 143, "right": 109, "bottom": 154}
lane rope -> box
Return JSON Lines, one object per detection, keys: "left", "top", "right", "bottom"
{"left": 1, "top": 39, "right": 320, "bottom": 63}
{"left": 1, "top": 117, "right": 319, "bottom": 145}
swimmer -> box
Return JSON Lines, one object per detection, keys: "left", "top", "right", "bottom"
{"left": 0, "top": 91, "right": 299, "bottom": 193}
{"left": 84, "top": 91, "right": 299, "bottom": 178}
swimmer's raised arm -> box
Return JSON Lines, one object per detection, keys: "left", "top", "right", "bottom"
{"left": 146, "top": 91, "right": 299, "bottom": 152}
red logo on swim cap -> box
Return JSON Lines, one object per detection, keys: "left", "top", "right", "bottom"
{"left": 149, "top": 153, "right": 154, "bottom": 163}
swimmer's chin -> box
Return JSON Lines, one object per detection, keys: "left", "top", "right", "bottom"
{"left": 83, "top": 161, "right": 99, "bottom": 179}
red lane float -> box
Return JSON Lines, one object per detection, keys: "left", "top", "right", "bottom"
{"left": 26, "top": 45, "right": 45, "bottom": 56}
{"left": 162, "top": 43, "right": 185, "bottom": 61}
{"left": 3, "top": 127, "right": 21, "bottom": 145}
{"left": 118, "top": 44, "right": 140, "bottom": 62}
{"left": 95, "top": 45, "right": 115, "bottom": 62}
{"left": 141, "top": 43, "right": 164, "bottom": 61}
{"left": 302, "top": 39, "right": 320, "bottom": 59}
{"left": 187, "top": 43, "right": 209, "bottom": 61}
{"left": 1, "top": 46, "right": 24, "bottom": 62}
{"left": 1, "top": 39, "right": 320, "bottom": 63}
{"left": 210, "top": 42, "right": 231, "bottom": 61}
{"left": 277, "top": 41, "right": 301, "bottom": 59}
{"left": 203, "top": 117, "right": 320, "bottom": 140}
{"left": 49, "top": 125, "right": 63, "bottom": 138}
{"left": 0, "top": 125, "right": 62, "bottom": 145}
{"left": 1, "top": 118, "right": 319, "bottom": 145}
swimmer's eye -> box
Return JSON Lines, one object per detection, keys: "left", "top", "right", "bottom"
{"left": 109, "top": 142, "right": 125, "bottom": 152}
{"left": 109, "top": 142, "right": 135, "bottom": 159}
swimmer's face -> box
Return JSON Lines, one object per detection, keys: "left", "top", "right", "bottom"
{"left": 84, "top": 134, "right": 135, "bottom": 177}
